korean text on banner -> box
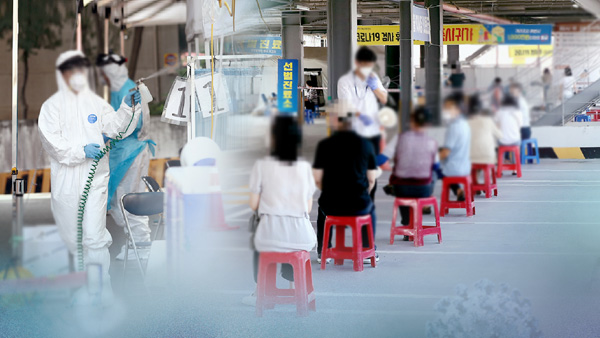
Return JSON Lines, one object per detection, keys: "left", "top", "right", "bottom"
{"left": 235, "top": 36, "right": 282, "bottom": 56}
{"left": 277, "top": 59, "right": 299, "bottom": 114}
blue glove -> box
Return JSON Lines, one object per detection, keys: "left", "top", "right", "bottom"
{"left": 84, "top": 143, "right": 101, "bottom": 159}
{"left": 376, "top": 154, "right": 389, "bottom": 166}
{"left": 366, "top": 75, "right": 379, "bottom": 91}
{"left": 358, "top": 114, "right": 373, "bottom": 126}
{"left": 124, "top": 90, "right": 141, "bottom": 107}
{"left": 102, "top": 134, "right": 111, "bottom": 144}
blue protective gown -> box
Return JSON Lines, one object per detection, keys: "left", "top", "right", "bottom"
{"left": 106, "top": 79, "right": 156, "bottom": 209}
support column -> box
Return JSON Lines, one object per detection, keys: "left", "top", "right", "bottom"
{"left": 282, "top": 12, "right": 304, "bottom": 115}
{"left": 448, "top": 45, "right": 459, "bottom": 66}
{"left": 327, "top": 0, "right": 357, "bottom": 101}
{"left": 425, "top": 0, "right": 443, "bottom": 125}
{"left": 385, "top": 46, "right": 400, "bottom": 107}
{"left": 399, "top": 0, "right": 413, "bottom": 132}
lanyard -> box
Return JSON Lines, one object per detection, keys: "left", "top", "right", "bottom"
{"left": 353, "top": 73, "right": 369, "bottom": 99}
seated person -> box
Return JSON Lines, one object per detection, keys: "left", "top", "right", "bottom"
{"left": 383, "top": 106, "right": 437, "bottom": 236}
{"left": 494, "top": 94, "right": 523, "bottom": 174}
{"left": 243, "top": 116, "right": 317, "bottom": 306}
{"left": 468, "top": 94, "right": 503, "bottom": 165}
{"left": 439, "top": 92, "right": 471, "bottom": 201}
{"left": 495, "top": 94, "right": 523, "bottom": 147}
{"left": 313, "top": 109, "right": 378, "bottom": 263}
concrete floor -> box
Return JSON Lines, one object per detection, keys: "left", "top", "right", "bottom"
{"left": 1, "top": 119, "right": 599, "bottom": 337}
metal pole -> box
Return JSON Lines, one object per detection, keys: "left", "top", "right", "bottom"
{"left": 103, "top": 8, "right": 110, "bottom": 101}
{"left": 120, "top": 6, "right": 126, "bottom": 56}
{"left": 327, "top": 0, "right": 357, "bottom": 101}
{"left": 11, "top": 0, "right": 23, "bottom": 265}
{"left": 425, "top": 0, "right": 443, "bottom": 125}
{"left": 399, "top": 0, "right": 414, "bottom": 132}
{"left": 188, "top": 55, "right": 196, "bottom": 140}
{"left": 76, "top": 0, "right": 83, "bottom": 51}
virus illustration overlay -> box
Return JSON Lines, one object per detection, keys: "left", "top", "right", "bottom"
{"left": 427, "top": 279, "right": 543, "bottom": 338}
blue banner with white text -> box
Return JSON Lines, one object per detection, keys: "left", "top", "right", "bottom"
{"left": 277, "top": 59, "right": 299, "bottom": 114}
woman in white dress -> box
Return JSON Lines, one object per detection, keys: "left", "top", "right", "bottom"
{"left": 243, "top": 116, "right": 317, "bottom": 306}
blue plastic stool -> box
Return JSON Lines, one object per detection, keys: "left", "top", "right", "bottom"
{"left": 304, "top": 109, "right": 314, "bottom": 124}
{"left": 520, "top": 139, "right": 540, "bottom": 164}
{"left": 575, "top": 114, "right": 591, "bottom": 122}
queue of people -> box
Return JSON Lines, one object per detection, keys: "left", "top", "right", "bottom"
{"left": 245, "top": 47, "right": 535, "bottom": 307}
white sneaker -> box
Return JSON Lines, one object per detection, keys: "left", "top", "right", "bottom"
{"left": 116, "top": 245, "right": 150, "bottom": 261}
{"left": 317, "top": 254, "right": 331, "bottom": 264}
{"left": 363, "top": 252, "right": 380, "bottom": 264}
{"left": 242, "top": 292, "right": 256, "bottom": 307}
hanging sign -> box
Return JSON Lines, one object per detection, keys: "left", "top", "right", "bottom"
{"left": 508, "top": 45, "right": 553, "bottom": 58}
{"left": 162, "top": 77, "right": 190, "bottom": 126}
{"left": 358, "top": 24, "right": 553, "bottom": 45}
{"left": 412, "top": 6, "right": 430, "bottom": 42}
{"left": 277, "top": 59, "right": 299, "bottom": 114}
{"left": 194, "top": 73, "right": 230, "bottom": 118}
{"left": 234, "top": 36, "right": 282, "bottom": 56}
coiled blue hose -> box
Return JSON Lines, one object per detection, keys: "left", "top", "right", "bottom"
{"left": 76, "top": 95, "right": 137, "bottom": 271}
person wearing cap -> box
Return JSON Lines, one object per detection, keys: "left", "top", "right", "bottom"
{"left": 38, "top": 50, "right": 142, "bottom": 295}
{"left": 96, "top": 53, "right": 156, "bottom": 260}
{"left": 312, "top": 109, "right": 379, "bottom": 263}
{"left": 383, "top": 106, "right": 437, "bottom": 235}
{"left": 336, "top": 46, "right": 388, "bottom": 247}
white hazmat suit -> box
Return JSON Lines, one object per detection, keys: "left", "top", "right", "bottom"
{"left": 38, "top": 50, "right": 141, "bottom": 284}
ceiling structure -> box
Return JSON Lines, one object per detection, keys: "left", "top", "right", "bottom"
{"left": 260, "top": 0, "right": 597, "bottom": 33}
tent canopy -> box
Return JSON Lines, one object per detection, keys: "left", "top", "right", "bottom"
{"left": 97, "top": 0, "right": 187, "bottom": 28}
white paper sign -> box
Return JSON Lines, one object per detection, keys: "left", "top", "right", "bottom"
{"left": 195, "top": 72, "right": 230, "bottom": 118}
{"left": 162, "top": 77, "right": 191, "bottom": 126}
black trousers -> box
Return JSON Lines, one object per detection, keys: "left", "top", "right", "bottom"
{"left": 253, "top": 251, "right": 294, "bottom": 283}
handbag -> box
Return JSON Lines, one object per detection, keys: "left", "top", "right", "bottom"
{"left": 249, "top": 211, "right": 260, "bottom": 250}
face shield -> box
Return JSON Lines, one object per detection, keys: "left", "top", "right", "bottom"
{"left": 57, "top": 56, "right": 91, "bottom": 93}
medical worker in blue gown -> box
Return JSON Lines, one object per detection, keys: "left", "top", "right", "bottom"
{"left": 97, "top": 53, "right": 156, "bottom": 260}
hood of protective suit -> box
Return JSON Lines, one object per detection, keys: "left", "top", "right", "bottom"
{"left": 55, "top": 50, "right": 89, "bottom": 94}
{"left": 100, "top": 63, "right": 130, "bottom": 92}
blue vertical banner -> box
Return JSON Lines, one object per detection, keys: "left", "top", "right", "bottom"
{"left": 277, "top": 59, "right": 298, "bottom": 114}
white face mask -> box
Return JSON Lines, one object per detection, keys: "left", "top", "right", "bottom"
{"left": 442, "top": 110, "right": 453, "bottom": 122}
{"left": 359, "top": 66, "right": 373, "bottom": 78}
{"left": 68, "top": 73, "right": 88, "bottom": 92}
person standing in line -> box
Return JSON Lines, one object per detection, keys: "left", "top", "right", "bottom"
{"left": 447, "top": 63, "right": 466, "bottom": 91}
{"left": 336, "top": 46, "right": 388, "bottom": 249}
{"left": 561, "top": 66, "right": 575, "bottom": 102}
{"left": 542, "top": 68, "right": 552, "bottom": 109}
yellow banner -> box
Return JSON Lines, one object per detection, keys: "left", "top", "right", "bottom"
{"left": 508, "top": 45, "right": 553, "bottom": 58}
{"left": 357, "top": 24, "right": 500, "bottom": 45}
{"left": 357, "top": 26, "right": 400, "bottom": 46}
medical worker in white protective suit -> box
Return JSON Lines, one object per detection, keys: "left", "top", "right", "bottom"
{"left": 97, "top": 53, "right": 155, "bottom": 260}
{"left": 38, "top": 50, "right": 141, "bottom": 290}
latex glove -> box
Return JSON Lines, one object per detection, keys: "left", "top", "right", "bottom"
{"left": 124, "top": 90, "right": 141, "bottom": 107}
{"left": 366, "top": 75, "right": 379, "bottom": 91}
{"left": 358, "top": 114, "right": 373, "bottom": 126}
{"left": 376, "top": 154, "right": 389, "bottom": 166}
{"left": 102, "top": 134, "right": 111, "bottom": 144}
{"left": 84, "top": 143, "right": 101, "bottom": 159}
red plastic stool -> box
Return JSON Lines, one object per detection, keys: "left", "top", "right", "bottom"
{"left": 497, "top": 145, "right": 522, "bottom": 178}
{"left": 256, "top": 251, "right": 316, "bottom": 317}
{"left": 321, "top": 215, "right": 376, "bottom": 272}
{"left": 390, "top": 197, "right": 441, "bottom": 246}
{"left": 471, "top": 163, "right": 498, "bottom": 198}
{"left": 440, "top": 176, "right": 475, "bottom": 217}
